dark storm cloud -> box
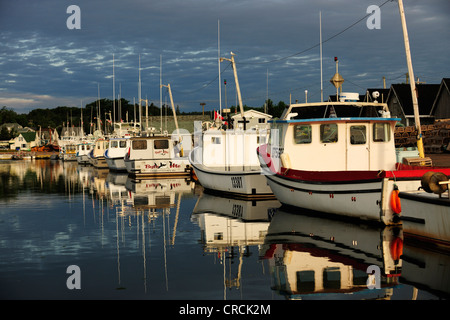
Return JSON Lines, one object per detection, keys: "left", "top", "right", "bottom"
{"left": 0, "top": 0, "right": 449, "bottom": 113}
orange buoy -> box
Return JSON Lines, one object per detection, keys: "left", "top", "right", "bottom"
{"left": 390, "top": 186, "right": 401, "bottom": 214}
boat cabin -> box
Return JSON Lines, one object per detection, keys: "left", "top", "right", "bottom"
{"left": 197, "top": 128, "right": 268, "bottom": 170}
{"left": 270, "top": 101, "right": 399, "bottom": 172}
{"left": 127, "top": 134, "right": 191, "bottom": 161}
{"left": 92, "top": 139, "right": 109, "bottom": 158}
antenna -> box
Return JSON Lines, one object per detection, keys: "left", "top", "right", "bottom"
{"left": 160, "top": 55, "right": 163, "bottom": 133}
{"left": 112, "top": 54, "right": 115, "bottom": 124}
{"left": 320, "top": 11, "right": 323, "bottom": 102}
{"left": 218, "top": 19, "right": 222, "bottom": 116}
{"left": 138, "top": 55, "right": 142, "bottom": 127}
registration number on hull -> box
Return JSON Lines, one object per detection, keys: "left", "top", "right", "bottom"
{"left": 231, "top": 176, "right": 243, "bottom": 189}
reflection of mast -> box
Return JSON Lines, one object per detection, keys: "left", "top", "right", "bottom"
{"left": 163, "top": 207, "right": 169, "bottom": 291}
{"left": 171, "top": 193, "right": 182, "bottom": 245}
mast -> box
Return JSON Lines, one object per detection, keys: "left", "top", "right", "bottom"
{"left": 160, "top": 55, "right": 163, "bottom": 133}
{"left": 138, "top": 55, "right": 142, "bottom": 129}
{"left": 113, "top": 54, "right": 115, "bottom": 124}
{"left": 398, "top": 0, "right": 424, "bottom": 158}
{"left": 97, "top": 83, "right": 101, "bottom": 133}
{"left": 220, "top": 52, "right": 244, "bottom": 117}
{"left": 161, "top": 83, "right": 179, "bottom": 133}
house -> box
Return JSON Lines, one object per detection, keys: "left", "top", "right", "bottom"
{"left": 430, "top": 78, "right": 450, "bottom": 120}
{"left": 10, "top": 132, "right": 38, "bottom": 151}
{"left": 386, "top": 83, "right": 440, "bottom": 126}
{"left": 231, "top": 109, "right": 272, "bottom": 129}
{"left": 1, "top": 123, "right": 23, "bottom": 133}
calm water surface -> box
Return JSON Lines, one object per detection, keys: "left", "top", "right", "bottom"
{"left": 0, "top": 159, "right": 448, "bottom": 300}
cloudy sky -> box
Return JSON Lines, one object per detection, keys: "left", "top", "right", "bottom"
{"left": 0, "top": 0, "right": 449, "bottom": 115}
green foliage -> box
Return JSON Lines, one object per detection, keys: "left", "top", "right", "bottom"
{"left": 0, "top": 98, "right": 288, "bottom": 137}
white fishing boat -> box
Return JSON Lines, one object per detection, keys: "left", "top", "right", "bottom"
{"left": 257, "top": 95, "right": 450, "bottom": 225}
{"left": 88, "top": 138, "right": 109, "bottom": 169}
{"left": 76, "top": 141, "right": 93, "bottom": 165}
{"left": 258, "top": 1, "right": 450, "bottom": 225}
{"left": 124, "top": 84, "right": 192, "bottom": 178}
{"left": 105, "top": 136, "right": 131, "bottom": 171}
{"left": 189, "top": 53, "right": 274, "bottom": 199}
{"left": 124, "top": 134, "right": 191, "bottom": 177}
{"left": 399, "top": 172, "right": 450, "bottom": 248}
{"left": 61, "top": 143, "right": 77, "bottom": 161}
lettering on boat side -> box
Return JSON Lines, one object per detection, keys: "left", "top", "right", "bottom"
{"left": 66, "top": 5, "right": 81, "bottom": 30}
{"left": 231, "top": 176, "right": 243, "bottom": 189}
{"left": 366, "top": 265, "right": 381, "bottom": 289}
{"left": 66, "top": 265, "right": 81, "bottom": 290}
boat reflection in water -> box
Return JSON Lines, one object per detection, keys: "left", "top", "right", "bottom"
{"left": 260, "top": 208, "right": 403, "bottom": 300}
{"left": 191, "top": 192, "right": 281, "bottom": 297}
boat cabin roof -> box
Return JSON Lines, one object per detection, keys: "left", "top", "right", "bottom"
{"left": 277, "top": 101, "right": 392, "bottom": 122}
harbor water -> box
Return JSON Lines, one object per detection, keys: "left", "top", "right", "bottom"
{"left": 0, "top": 159, "right": 449, "bottom": 300}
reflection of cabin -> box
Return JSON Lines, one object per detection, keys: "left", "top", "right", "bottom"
{"left": 386, "top": 83, "right": 440, "bottom": 126}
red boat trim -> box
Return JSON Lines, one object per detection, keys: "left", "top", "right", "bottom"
{"left": 264, "top": 172, "right": 382, "bottom": 194}
{"left": 257, "top": 144, "right": 450, "bottom": 184}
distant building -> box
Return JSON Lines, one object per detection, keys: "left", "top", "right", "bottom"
{"left": 386, "top": 83, "right": 440, "bottom": 126}
{"left": 1, "top": 123, "right": 23, "bottom": 133}
{"left": 231, "top": 109, "right": 272, "bottom": 129}
{"left": 430, "top": 78, "right": 450, "bottom": 120}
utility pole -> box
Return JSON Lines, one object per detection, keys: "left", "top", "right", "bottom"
{"left": 200, "top": 103, "right": 206, "bottom": 116}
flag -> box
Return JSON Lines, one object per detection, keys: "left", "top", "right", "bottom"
{"left": 214, "top": 111, "right": 228, "bottom": 125}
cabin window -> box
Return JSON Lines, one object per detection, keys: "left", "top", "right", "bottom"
{"left": 132, "top": 140, "right": 147, "bottom": 150}
{"left": 258, "top": 118, "right": 266, "bottom": 123}
{"left": 296, "top": 270, "right": 315, "bottom": 293}
{"left": 111, "top": 141, "right": 118, "bottom": 148}
{"left": 154, "top": 139, "right": 169, "bottom": 149}
{"left": 323, "top": 267, "right": 341, "bottom": 289}
{"left": 270, "top": 123, "right": 282, "bottom": 147}
{"left": 294, "top": 125, "right": 312, "bottom": 144}
{"left": 350, "top": 125, "right": 367, "bottom": 145}
{"left": 119, "top": 140, "right": 127, "bottom": 148}
{"left": 320, "top": 124, "right": 338, "bottom": 143}
{"left": 373, "top": 123, "right": 391, "bottom": 142}
{"left": 211, "top": 137, "right": 221, "bottom": 144}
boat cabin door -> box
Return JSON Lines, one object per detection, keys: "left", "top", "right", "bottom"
{"left": 346, "top": 124, "right": 369, "bottom": 170}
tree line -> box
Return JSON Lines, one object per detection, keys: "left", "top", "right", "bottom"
{"left": 0, "top": 98, "right": 287, "bottom": 139}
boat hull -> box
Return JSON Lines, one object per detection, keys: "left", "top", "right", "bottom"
{"left": 89, "top": 156, "right": 109, "bottom": 169}
{"left": 399, "top": 190, "right": 450, "bottom": 247}
{"left": 76, "top": 154, "right": 90, "bottom": 165}
{"left": 106, "top": 157, "right": 126, "bottom": 171}
{"left": 263, "top": 171, "right": 406, "bottom": 225}
{"left": 125, "top": 158, "right": 191, "bottom": 177}
{"left": 189, "top": 150, "right": 274, "bottom": 199}
{"left": 256, "top": 144, "right": 446, "bottom": 225}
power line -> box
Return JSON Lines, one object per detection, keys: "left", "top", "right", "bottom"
{"left": 237, "top": 0, "right": 394, "bottom": 66}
